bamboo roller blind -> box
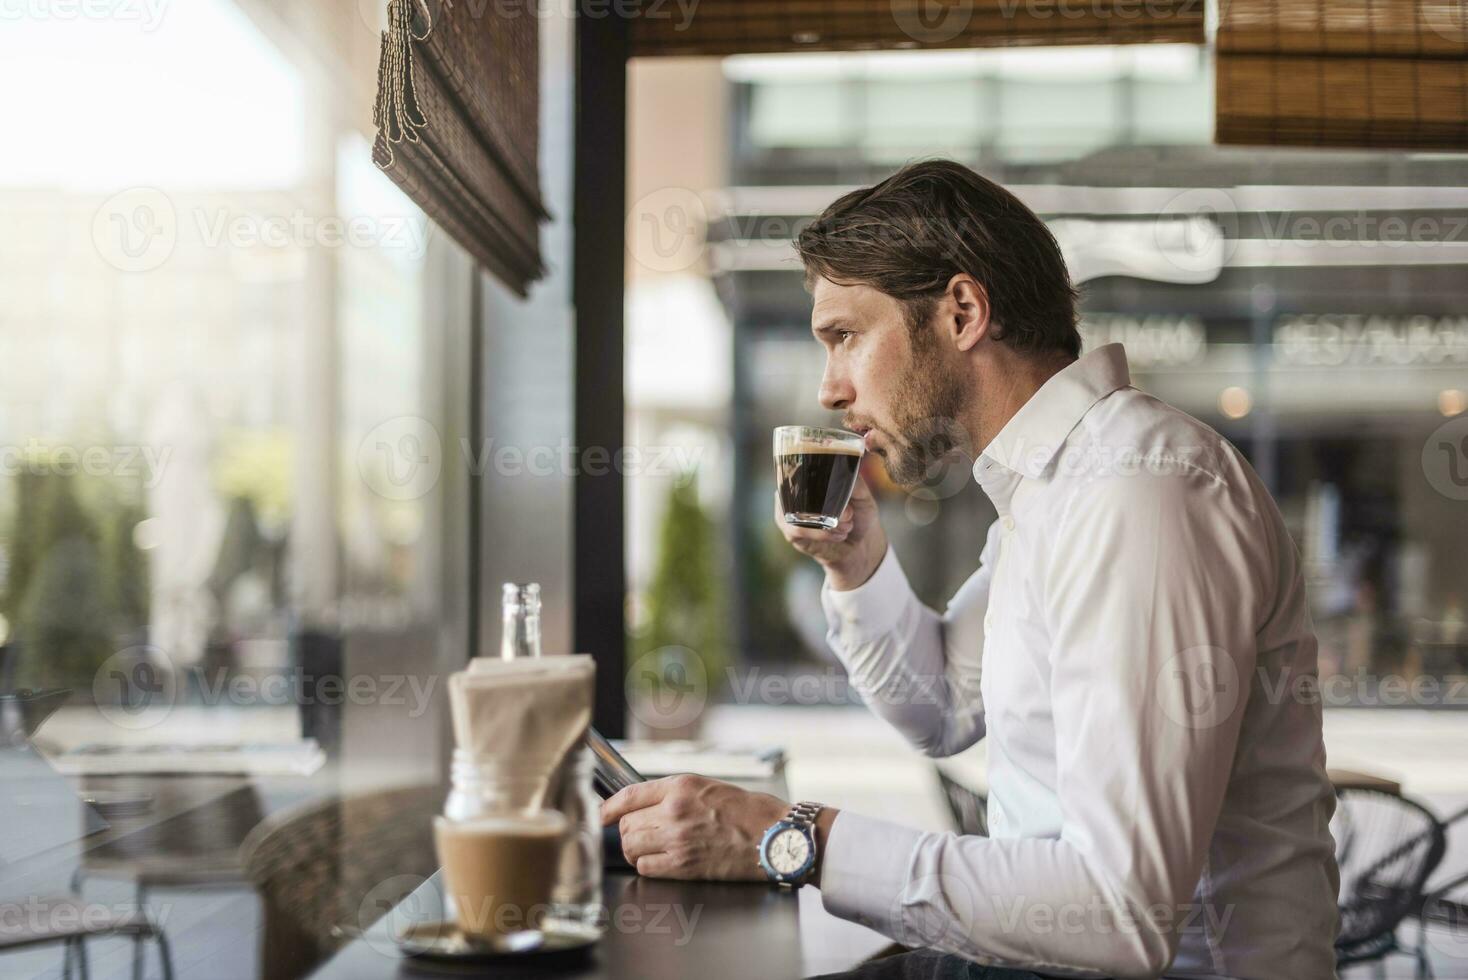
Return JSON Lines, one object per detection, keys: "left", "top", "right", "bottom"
{"left": 1217, "top": 0, "right": 1468, "bottom": 150}
{"left": 628, "top": 0, "right": 1205, "bottom": 57}
{"left": 372, "top": 0, "right": 549, "bottom": 295}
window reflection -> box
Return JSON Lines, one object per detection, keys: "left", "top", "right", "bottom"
{"left": 628, "top": 50, "right": 1468, "bottom": 713}
{"left": 0, "top": 0, "right": 454, "bottom": 754}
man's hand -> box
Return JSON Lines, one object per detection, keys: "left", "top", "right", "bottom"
{"left": 600, "top": 774, "right": 788, "bottom": 881}
{"left": 774, "top": 475, "right": 888, "bottom": 591}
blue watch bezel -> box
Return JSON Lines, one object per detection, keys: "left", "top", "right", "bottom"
{"left": 758, "top": 818, "right": 817, "bottom": 884}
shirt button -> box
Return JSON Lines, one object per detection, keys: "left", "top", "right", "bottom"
{"left": 1001, "top": 516, "right": 1016, "bottom": 532}
{"left": 983, "top": 611, "right": 994, "bottom": 633}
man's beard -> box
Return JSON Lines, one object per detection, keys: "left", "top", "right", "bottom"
{"left": 880, "top": 341, "right": 973, "bottom": 489}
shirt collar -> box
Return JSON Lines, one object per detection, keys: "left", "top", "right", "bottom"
{"left": 973, "top": 343, "right": 1131, "bottom": 485}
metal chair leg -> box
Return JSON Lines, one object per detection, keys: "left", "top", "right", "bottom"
{"left": 153, "top": 928, "right": 175, "bottom": 980}
{"left": 132, "top": 883, "right": 148, "bottom": 980}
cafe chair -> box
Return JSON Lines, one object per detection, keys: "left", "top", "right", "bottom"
{"left": 239, "top": 783, "right": 440, "bottom": 980}
{"left": 1401, "top": 803, "right": 1468, "bottom": 976}
{"left": 1332, "top": 787, "right": 1446, "bottom": 978}
{"left": 71, "top": 785, "right": 263, "bottom": 980}
{"left": 0, "top": 893, "right": 174, "bottom": 980}
{"left": 935, "top": 767, "right": 988, "bottom": 838}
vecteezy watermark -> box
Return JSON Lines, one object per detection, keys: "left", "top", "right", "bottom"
{"left": 993, "top": 0, "right": 1202, "bottom": 24}
{"left": 891, "top": 871, "right": 980, "bottom": 952}
{"left": 92, "top": 187, "right": 177, "bottom": 273}
{"left": 991, "top": 895, "right": 1234, "bottom": 942}
{"left": 358, "top": 417, "right": 444, "bottom": 503}
{"left": 626, "top": 186, "right": 710, "bottom": 274}
{"left": 0, "top": 440, "right": 172, "bottom": 488}
{"left": 626, "top": 646, "right": 708, "bottom": 732}
{"left": 980, "top": 435, "right": 1209, "bottom": 482}
{"left": 477, "top": 0, "right": 700, "bottom": 26}
{"left": 1155, "top": 188, "right": 1239, "bottom": 277}
{"left": 190, "top": 207, "right": 429, "bottom": 256}
{"left": 1255, "top": 668, "right": 1468, "bottom": 710}
{"left": 1423, "top": 414, "right": 1468, "bottom": 502}
{"left": 1155, "top": 646, "right": 1242, "bottom": 731}
{"left": 1422, "top": 892, "right": 1468, "bottom": 963}
{"left": 723, "top": 666, "right": 980, "bottom": 711}
{"left": 356, "top": 417, "right": 709, "bottom": 501}
{"left": 0, "top": 0, "right": 169, "bottom": 30}
{"left": 93, "top": 645, "right": 439, "bottom": 730}
{"left": 91, "top": 187, "right": 430, "bottom": 273}
{"left": 1254, "top": 210, "right": 1468, "bottom": 250}
{"left": 890, "top": 0, "right": 974, "bottom": 44}
{"left": 355, "top": 873, "right": 704, "bottom": 959}
{"left": 93, "top": 645, "right": 179, "bottom": 731}
{"left": 0, "top": 896, "right": 174, "bottom": 939}
{"left": 1423, "top": 1, "right": 1468, "bottom": 43}
{"left": 356, "top": 873, "right": 440, "bottom": 958}
{"left": 357, "top": 0, "right": 701, "bottom": 36}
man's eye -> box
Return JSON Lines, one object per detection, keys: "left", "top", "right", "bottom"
{"left": 836, "top": 330, "right": 854, "bottom": 343}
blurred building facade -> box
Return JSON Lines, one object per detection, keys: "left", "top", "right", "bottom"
{"left": 627, "top": 48, "right": 1468, "bottom": 707}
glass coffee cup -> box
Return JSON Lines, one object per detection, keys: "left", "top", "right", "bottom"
{"left": 442, "top": 748, "right": 603, "bottom": 934}
{"left": 434, "top": 809, "right": 567, "bottom": 939}
{"left": 774, "top": 425, "right": 866, "bottom": 530}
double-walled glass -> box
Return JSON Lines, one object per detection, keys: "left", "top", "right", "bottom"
{"left": 443, "top": 746, "right": 603, "bottom": 933}
{"left": 773, "top": 425, "right": 865, "bottom": 530}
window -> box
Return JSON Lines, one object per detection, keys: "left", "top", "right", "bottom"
{"left": 0, "top": 0, "right": 466, "bottom": 761}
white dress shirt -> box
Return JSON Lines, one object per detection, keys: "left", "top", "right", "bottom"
{"left": 817, "top": 344, "right": 1340, "bottom": 979}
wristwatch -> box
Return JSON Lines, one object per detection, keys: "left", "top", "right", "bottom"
{"left": 758, "top": 801, "right": 824, "bottom": 886}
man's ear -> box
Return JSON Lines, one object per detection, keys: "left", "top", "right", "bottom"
{"left": 945, "top": 274, "right": 991, "bottom": 353}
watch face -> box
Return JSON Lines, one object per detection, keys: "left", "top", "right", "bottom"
{"left": 766, "top": 826, "right": 811, "bottom": 875}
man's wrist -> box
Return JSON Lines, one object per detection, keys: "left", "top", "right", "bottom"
{"left": 825, "top": 547, "right": 885, "bottom": 592}
{"left": 810, "top": 807, "right": 839, "bottom": 888}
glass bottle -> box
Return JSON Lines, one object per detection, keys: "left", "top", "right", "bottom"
{"left": 500, "top": 582, "right": 542, "bottom": 660}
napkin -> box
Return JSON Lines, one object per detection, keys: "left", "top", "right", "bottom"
{"left": 448, "top": 655, "right": 595, "bottom": 810}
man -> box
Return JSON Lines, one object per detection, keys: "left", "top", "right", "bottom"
{"left": 602, "top": 161, "right": 1340, "bottom": 978}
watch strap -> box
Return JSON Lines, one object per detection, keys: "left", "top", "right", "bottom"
{"left": 786, "top": 801, "right": 824, "bottom": 829}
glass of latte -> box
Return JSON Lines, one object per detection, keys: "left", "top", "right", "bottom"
{"left": 774, "top": 425, "right": 865, "bottom": 530}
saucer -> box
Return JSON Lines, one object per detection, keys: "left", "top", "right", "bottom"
{"left": 395, "top": 919, "right": 601, "bottom": 963}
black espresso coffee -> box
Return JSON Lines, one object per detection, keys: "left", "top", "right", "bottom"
{"left": 776, "top": 440, "right": 863, "bottom": 530}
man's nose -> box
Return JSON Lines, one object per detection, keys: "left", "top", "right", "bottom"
{"left": 818, "top": 368, "right": 853, "bottom": 412}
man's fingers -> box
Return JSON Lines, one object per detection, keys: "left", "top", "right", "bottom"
{"left": 634, "top": 853, "right": 682, "bottom": 879}
{"left": 601, "top": 778, "right": 672, "bottom": 826}
{"left": 619, "top": 826, "right": 665, "bottom": 862}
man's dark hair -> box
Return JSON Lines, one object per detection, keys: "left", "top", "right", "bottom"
{"left": 794, "top": 160, "right": 1080, "bottom": 359}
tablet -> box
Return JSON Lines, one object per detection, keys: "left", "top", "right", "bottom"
{"left": 588, "top": 727, "right": 644, "bottom": 799}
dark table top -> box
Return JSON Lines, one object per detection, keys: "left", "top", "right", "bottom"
{"left": 312, "top": 869, "right": 810, "bottom": 980}
{"left": 1, "top": 751, "right": 876, "bottom": 979}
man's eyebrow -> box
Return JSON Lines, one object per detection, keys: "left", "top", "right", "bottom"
{"left": 811, "top": 318, "right": 852, "bottom": 337}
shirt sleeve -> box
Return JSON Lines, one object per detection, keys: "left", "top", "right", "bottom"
{"left": 818, "top": 468, "right": 1264, "bottom": 978}
{"left": 819, "top": 520, "right": 1000, "bottom": 758}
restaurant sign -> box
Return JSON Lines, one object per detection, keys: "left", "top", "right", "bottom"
{"left": 1275, "top": 314, "right": 1468, "bottom": 367}
{"left": 1079, "top": 314, "right": 1206, "bottom": 368}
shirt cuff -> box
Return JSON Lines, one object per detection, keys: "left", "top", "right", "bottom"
{"left": 820, "top": 546, "right": 914, "bottom": 646}
{"left": 818, "top": 810, "right": 926, "bottom": 934}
